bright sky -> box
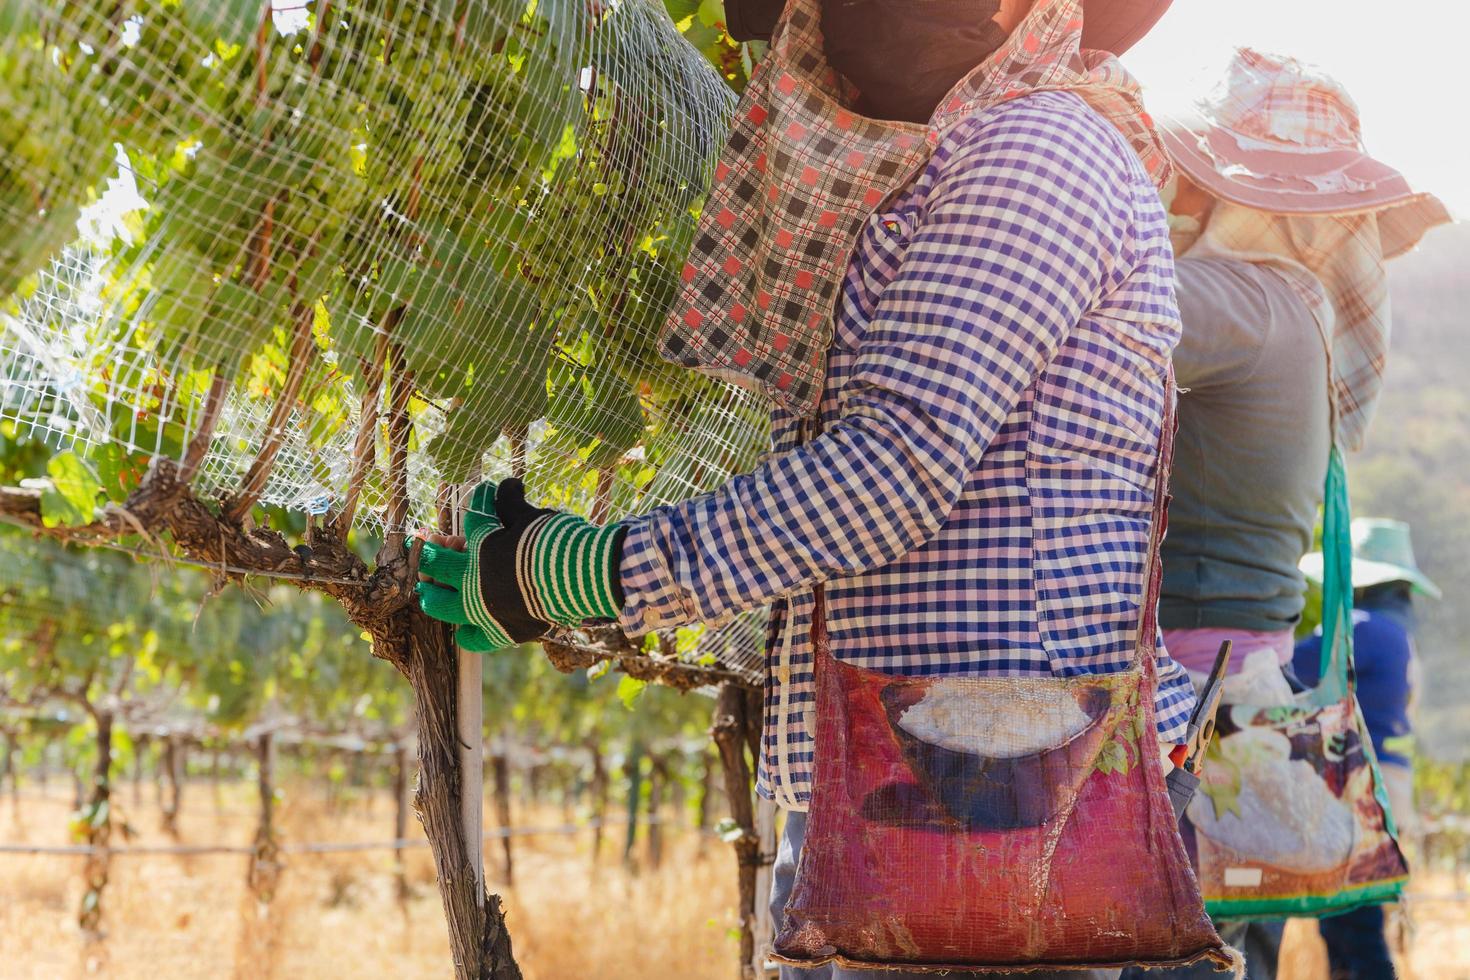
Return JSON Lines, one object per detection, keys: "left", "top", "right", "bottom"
{"left": 1125, "top": 0, "right": 1470, "bottom": 219}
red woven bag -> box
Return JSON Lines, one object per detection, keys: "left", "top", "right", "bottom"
{"left": 774, "top": 378, "right": 1236, "bottom": 973}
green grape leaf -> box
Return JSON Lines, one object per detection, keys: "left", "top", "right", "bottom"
{"left": 458, "top": 5, "right": 515, "bottom": 50}
{"left": 664, "top": 0, "right": 703, "bottom": 23}
{"left": 546, "top": 360, "right": 645, "bottom": 469}
{"left": 188, "top": 0, "right": 272, "bottom": 46}
{"left": 106, "top": 399, "right": 187, "bottom": 464}
{"left": 0, "top": 2, "right": 39, "bottom": 34}
{"left": 204, "top": 277, "right": 290, "bottom": 371}
{"left": 696, "top": 0, "right": 725, "bottom": 27}
{"left": 91, "top": 443, "right": 149, "bottom": 501}
{"left": 1092, "top": 739, "right": 1129, "bottom": 777}
{"left": 615, "top": 675, "right": 646, "bottom": 709}
{"left": 40, "top": 451, "right": 104, "bottom": 528}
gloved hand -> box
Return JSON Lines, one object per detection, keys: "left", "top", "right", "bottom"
{"left": 415, "top": 479, "right": 625, "bottom": 652}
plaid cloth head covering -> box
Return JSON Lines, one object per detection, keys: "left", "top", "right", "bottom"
{"left": 658, "top": 0, "right": 1171, "bottom": 416}
{"left": 1169, "top": 49, "right": 1450, "bottom": 451}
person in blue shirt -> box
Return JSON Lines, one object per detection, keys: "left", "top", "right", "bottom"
{"left": 1294, "top": 518, "right": 1439, "bottom": 980}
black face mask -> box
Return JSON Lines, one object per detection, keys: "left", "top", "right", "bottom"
{"left": 725, "top": 0, "right": 785, "bottom": 40}
{"left": 821, "top": 0, "right": 1007, "bottom": 123}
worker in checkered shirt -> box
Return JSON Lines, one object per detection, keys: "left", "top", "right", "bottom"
{"left": 420, "top": 1, "right": 1192, "bottom": 975}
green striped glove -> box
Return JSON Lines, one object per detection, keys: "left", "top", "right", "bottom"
{"left": 415, "top": 479, "right": 625, "bottom": 652}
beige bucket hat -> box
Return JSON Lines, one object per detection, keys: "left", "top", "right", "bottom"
{"left": 1161, "top": 48, "right": 1450, "bottom": 259}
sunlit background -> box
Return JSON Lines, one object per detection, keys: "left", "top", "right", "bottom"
{"left": 1127, "top": 0, "right": 1470, "bottom": 218}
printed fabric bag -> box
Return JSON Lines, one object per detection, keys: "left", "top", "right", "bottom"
{"left": 1185, "top": 447, "right": 1409, "bottom": 920}
{"left": 773, "top": 382, "right": 1235, "bottom": 973}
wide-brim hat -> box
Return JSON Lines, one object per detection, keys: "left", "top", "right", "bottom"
{"left": 1301, "top": 518, "right": 1442, "bottom": 599}
{"left": 727, "top": 0, "right": 1173, "bottom": 55}
{"left": 1161, "top": 49, "right": 1451, "bottom": 259}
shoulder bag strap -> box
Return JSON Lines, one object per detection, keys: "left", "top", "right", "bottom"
{"left": 1134, "top": 369, "right": 1178, "bottom": 669}
{"left": 1316, "top": 444, "right": 1355, "bottom": 701}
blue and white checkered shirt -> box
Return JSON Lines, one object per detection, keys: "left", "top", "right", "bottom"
{"left": 618, "top": 92, "right": 1196, "bottom": 809}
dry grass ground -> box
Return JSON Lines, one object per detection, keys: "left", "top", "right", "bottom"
{"left": 1276, "top": 885, "right": 1470, "bottom": 980}
{"left": 0, "top": 781, "right": 1465, "bottom": 979}
{"left": 0, "top": 780, "right": 736, "bottom": 979}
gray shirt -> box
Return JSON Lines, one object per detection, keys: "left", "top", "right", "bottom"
{"left": 1160, "top": 257, "right": 1330, "bottom": 632}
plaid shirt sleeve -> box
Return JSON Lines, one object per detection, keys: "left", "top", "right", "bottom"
{"left": 618, "top": 113, "right": 1141, "bottom": 634}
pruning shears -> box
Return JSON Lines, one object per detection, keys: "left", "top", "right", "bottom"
{"left": 1166, "top": 640, "right": 1232, "bottom": 819}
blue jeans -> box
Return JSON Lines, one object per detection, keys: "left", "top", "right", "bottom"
{"left": 1318, "top": 905, "right": 1396, "bottom": 980}
{"left": 771, "top": 810, "right": 1121, "bottom": 980}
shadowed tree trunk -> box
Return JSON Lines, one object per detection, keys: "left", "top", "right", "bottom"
{"left": 559, "top": 763, "right": 575, "bottom": 825}
{"left": 211, "top": 748, "right": 224, "bottom": 816}
{"left": 713, "top": 682, "right": 761, "bottom": 980}
{"left": 0, "top": 727, "right": 14, "bottom": 800}
{"left": 234, "top": 732, "right": 285, "bottom": 980}
{"left": 393, "top": 740, "right": 412, "bottom": 905}
{"left": 152, "top": 742, "right": 164, "bottom": 811}
{"left": 588, "top": 739, "right": 609, "bottom": 867}
{"left": 669, "top": 751, "right": 688, "bottom": 823}
{"left": 3, "top": 728, "right": 21, "bottom": 821}
{"left": 160, "top": 736, "right": 184, "bottom": 839}
{"left": 695, "top": 746, "right": 716, "bottom": 857}
{"left": 326, "top": 748, "right": 343, "bottom": 815}
{"left": 407, "top": 616, "right": 520, "bottom": 980}
{"left": 526, "top": 761, "right": 544, "bottom": 808}
{"left": 4, "top": 728, "right": 18, "bottom": 820}
{"left": 490, "top": 749, "right": 514, "bottom": 886}
{"left": 131, "top": 734, "right": 147, "bottom": 808}
{"left": 79, "top": 708, "right": 113, "bottom": 935}
{"left": 246, "top": 731, "right": 281, "bottom": 901}
{"left": 647, "top": 753, "right": 668, "bottom": 871}
{"left": 622, "top": 742, "right": 643, "bottom": 871}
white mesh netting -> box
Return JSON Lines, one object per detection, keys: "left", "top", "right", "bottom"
{"left": 0, "top": 0, "right": 772, "bottom": 680}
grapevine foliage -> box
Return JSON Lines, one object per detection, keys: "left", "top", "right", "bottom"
{"left": 0, "top": 0, "right": 766, "bottom": 530}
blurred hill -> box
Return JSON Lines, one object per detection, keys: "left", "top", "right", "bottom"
{"left": 1351, "top": 221, "right": 1470, "bottom": 760}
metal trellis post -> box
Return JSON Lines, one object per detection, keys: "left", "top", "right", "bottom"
{"left": 453, "top": 482, "right": 485, "bottom": 904}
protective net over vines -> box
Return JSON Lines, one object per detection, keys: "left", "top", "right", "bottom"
{"left": 0, "top": 0, "right": 772, "bottom": 678}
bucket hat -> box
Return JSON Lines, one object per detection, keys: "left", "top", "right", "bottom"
{"left": 1301, "top": 518, "right": 1442, "bottom": 599}
{"left": 1161, "top": 48, "right": 1449, "bottom": 259}
{"left": 726, "top": 0, "right": 1173, "bottom": 56}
